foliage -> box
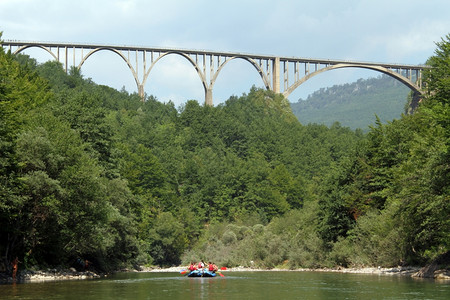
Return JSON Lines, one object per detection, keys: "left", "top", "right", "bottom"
{"left": 0, "top": 32, "right": 448, "bottom": 271}
{"left": 323, "top": 34, "right": 450, "bottom": 266}
{"left": 290, "top": 74, "right": 411, "bottom": 130}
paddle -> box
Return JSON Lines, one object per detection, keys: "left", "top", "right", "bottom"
{"left": 217, "top": 272, "right": 225, "bottom": 277}
{"left": 180, "top": 270, "right": 188, "bottom": 275}
{"left": 220, "top": 267, "right": 227, "bottom": 270}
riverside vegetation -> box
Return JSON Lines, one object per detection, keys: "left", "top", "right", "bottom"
{"left": 1, "top": 33, "right": 449, "bottom": 277}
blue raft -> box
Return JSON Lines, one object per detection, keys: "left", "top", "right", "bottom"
{"left": 187, "top": 269, "right": 217, "bottom": 277}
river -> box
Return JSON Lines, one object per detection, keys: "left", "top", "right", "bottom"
{"left": 1, "top": 271, "right": 448, "bottom": 299}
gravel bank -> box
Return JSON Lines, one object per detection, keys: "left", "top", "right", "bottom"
{"left": 1, "top": 268, "right": 101, "bottom": 283}
{"left": 2, "top": 265, "right": 448, "bottom": 283}
{"left": 142, "top": 265, "right": 449, "bottom": 279}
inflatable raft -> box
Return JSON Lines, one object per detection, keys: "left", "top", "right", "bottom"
{"left": 187, "top": 269, "right": 217, "bottom": 277}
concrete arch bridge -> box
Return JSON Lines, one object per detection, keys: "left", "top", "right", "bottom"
{"left": 2, "top": 41, "right": 429, "bottom": 105}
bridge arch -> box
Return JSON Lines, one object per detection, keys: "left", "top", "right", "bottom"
{"left": 142, "top": 53, "right": 273, "bottom": 105}
{"left": 77, "top": 47, "right": 140, "bottom": 90}
{"left": 283, "top": 63, "right": 423, "bottom": 98}
{"left": 211, "top": 56, "right": 272, "bottom": 91}
{"left": 13, "top": 45, "right": 58, "bottom": 61}
{"left": 141, "top": 51, "right": 208, "bottom": 94}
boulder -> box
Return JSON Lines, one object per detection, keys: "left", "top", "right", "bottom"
{"left": 413, "top": 251, "right": 450, "bottom": 279}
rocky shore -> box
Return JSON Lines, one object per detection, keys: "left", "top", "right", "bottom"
{"left": 0, "top": 267, "right": 101, "bottom": 283}
{"left": 2, "top": 264, "right": 448, "bottom": 283}
{"left": 142, "top": 265, "right": 450, "bottom": 279}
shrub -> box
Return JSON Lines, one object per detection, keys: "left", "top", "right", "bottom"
{"left": 222, "top": 230, "right": 237, "bottom": 245}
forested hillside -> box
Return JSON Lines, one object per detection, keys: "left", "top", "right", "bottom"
{"left": 1, "top": 33, "right": 448, "bottom": 273}
{"left": 290, "top": 75, "right": 411, "bottom": 130}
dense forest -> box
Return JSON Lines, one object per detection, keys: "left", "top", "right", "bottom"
{"left": 1, "top": 33, "right": 448, "bottom": 273}
{"left": 290, "top": 75, "right": 410, "bottom": 130}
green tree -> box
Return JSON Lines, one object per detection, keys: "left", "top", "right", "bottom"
{"left": 390, "top": 34, "right": 450, "bottom": 262}
{"left": 0, "top": 41, "right": 53, "bottom": 269}
{"left": 146, "top": 212, "right": 188, "bottom": 266}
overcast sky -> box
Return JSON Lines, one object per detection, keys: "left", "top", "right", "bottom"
{"left": 1, "top": 0, "right": 449, "bottom": 107}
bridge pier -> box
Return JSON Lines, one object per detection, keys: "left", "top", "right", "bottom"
{"left": 205, "top": 88, "right": 213, "bottom": 106}
{"left": 406, "top": 90, "right": 423, "bottom": 114}
{"left": 272, "top": 57, "right": 280, "bottom": 93}
{"left": 138, "top": 84, "right": 145, "bottom": 102}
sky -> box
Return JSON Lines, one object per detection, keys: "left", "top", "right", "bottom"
{"left": 1, "top": 0, "right": 449, "bottom": 107}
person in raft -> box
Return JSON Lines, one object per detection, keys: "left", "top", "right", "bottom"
{"left": 208, "top": 262, "right": 219, "bottom": 273}
{"left": 188, "top": 262, "right": 197, "bottom": 271}
{"left": 198, "top": 260, "right": 205, "bottom": 270}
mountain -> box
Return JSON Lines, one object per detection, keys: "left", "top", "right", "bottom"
{"left": 289, "top": 75, "right": 411, "bottom": 130}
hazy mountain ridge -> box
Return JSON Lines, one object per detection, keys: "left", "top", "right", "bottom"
{"left": 290, "top": 75, "right": 411, "bottom": 130}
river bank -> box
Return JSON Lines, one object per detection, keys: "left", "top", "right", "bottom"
{"left": 142, "top": 265, "right": 450, "bottom": 279}
{"left": 0, "top": 268, "right": 101, "bottom": 283}
{"left": 2, "top": 264, "right": 448, "bottom": 283}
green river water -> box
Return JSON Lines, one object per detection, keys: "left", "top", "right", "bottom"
{"left": 1, "top": 271, "right": 448, "bottom": 299}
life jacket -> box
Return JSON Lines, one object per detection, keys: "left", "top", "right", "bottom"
{"left": 208, "top": 264, "right": 214, "bottom": 271}
{"left": 189, "top": 264, "right": 195, "bottom": 271}
{"left": 198, "top": 262, "right": 204, "bottom": 269}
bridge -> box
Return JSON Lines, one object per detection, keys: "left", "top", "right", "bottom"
{"left": 2, "top": 40, "right": 429, "bottom": 105}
